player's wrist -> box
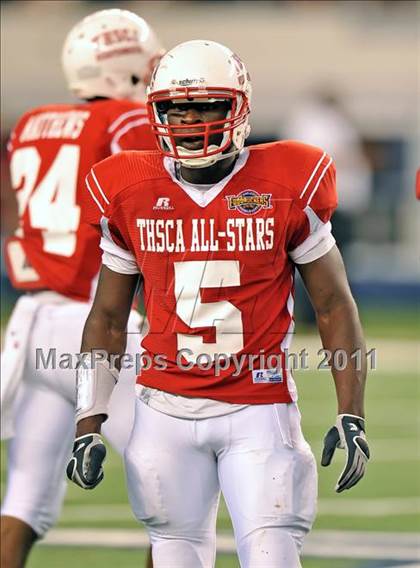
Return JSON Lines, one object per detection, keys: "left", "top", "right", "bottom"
{"left": 76, "top": 354, "right": 119, "bottom": 424}
{"left": 337, "top": 405, "right": 364, "bottom": 419}
{"left": 76, "top": 415, "right": 106, "bottom": 437}
{"left": 337, "top": 412, "right": 365, "bottom": 421}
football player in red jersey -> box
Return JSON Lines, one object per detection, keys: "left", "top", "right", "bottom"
{"left": 1, "top": 9, "right": 163, "bottom": 568}
{"left": 68, "top": 41, "right": 370, "bottom": 567}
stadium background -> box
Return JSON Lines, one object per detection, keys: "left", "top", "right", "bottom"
{"left": 1, "top": 1, "right": 419, "bottom": 567}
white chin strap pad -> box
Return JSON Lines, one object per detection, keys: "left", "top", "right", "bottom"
{"left": 175, "top": 144, "right": 240, "bottom": 169}
{"left": 176, "top": 145, "right": 219, "bottom": 168}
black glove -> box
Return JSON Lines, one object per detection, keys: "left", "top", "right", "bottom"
{"left": 66, "top": 433, "right": 106, "bottom": 490}
{"left": 321, "top": 414, "right": 370, "bottom": 493}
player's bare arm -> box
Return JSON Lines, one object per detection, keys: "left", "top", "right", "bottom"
{"left": 67, "top": 266, "right": 140, "bottom": 489}
{"left": 77, "top": 265, "right": 140, "bottom": 435}
{"left": 298, "top": 245, "right": 366, "bottom": 415}
{"left": 298, "top": 245, "right": 370, "bottom": 492}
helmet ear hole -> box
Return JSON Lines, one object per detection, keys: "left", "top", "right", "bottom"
{"left": 131, "top": 75, "right": 140, "bottom": 86}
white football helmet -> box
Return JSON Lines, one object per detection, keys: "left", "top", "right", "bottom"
{"left": 62, "top": 9, "right": 164, "bottom": 101}
{"left": 147, "top": 40, "right": 252, "bottom": 168}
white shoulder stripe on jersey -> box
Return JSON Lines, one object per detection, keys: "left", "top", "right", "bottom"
{"left": 90, "top": 169, "right": 110, "bottom": 205}
{"left": 299, "top": 151, "right": 327, "bottom": 199}
{"left": 86, "top": 175, "right": 105, "bottom": 213}
{"left": 306, "top": 157, "right": 333, "bottom": 205}
{"left": 110, "top": 117, "right": 150, "bottom": 155}
{"left": 108, "top": 108, "right": 148, "bottom": 133}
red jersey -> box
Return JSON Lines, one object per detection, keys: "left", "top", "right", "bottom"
{"left": 86, "top": 141, "right": 337, "bottom": 404}
{"left": 5, "top": 99, "right": 155, "bottom": 301}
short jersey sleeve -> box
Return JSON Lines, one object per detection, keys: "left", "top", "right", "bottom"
{"left": 84, "top": 151, "right": 129, "bottom": 225}
{"left": 100, "top": 217, "right": 139, "bottom": 275}
{"left": 288, "top": 153, "right": 337, "bottom": 264}
{"left": 85, "top": 153, "right": 141, "bottom": 275}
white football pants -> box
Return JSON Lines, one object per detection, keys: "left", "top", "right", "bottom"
{"left": 1, "top": 294, "right": 141, "bottom": 536}
{"left": 125, "top": 398, "right": 318, "bottom": 568}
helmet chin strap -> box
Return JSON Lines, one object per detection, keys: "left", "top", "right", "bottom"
{"left": 175, "top": 144, "right": 240, "bottom": 169}
{"left": 175, "top": 145, "right": 220, "bottom": 168}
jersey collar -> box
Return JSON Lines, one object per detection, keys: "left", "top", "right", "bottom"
{"left": 163, "top": 149, "right": 250, "bottom": 208}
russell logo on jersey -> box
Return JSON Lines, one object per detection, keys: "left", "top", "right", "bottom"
{"left": 153, "top": 197, "right": 174, "bottom": 211}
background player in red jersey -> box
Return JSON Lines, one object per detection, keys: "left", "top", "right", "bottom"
{"left": 68, "top": 41, "right": 370, "bottom": 567}
{"left": 0, "top": 9, "right": 163, "bottom": 568}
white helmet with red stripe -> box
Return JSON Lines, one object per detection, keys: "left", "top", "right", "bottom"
{"left": 147, "top": 40, "right": 252, "bottom": 168}
{"left": 62, "top": 9, "right": 164, "bottom": 101}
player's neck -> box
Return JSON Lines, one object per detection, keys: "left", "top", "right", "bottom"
{"left": 179, "top": 155, "right": 237, "bottom": 185}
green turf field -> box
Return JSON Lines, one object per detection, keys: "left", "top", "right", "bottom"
{"left": 1, "top": 306, "right": 419, "bottom": 567}
{"left": 50, "top": 369, "right": 419, "bottom": 534}
{"left": 27, "top": 546, "right": 360, "bottom": 568}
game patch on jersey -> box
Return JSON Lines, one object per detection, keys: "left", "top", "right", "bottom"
{"left": 252, "top": 369, "right": 283, "bottom": 384}
{"left": 226, "top": 190, "right": 272, "bottom": 215}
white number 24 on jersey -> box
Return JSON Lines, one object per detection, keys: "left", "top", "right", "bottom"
{"left": 10, "top": 144, "right": 81, "bottom": 257}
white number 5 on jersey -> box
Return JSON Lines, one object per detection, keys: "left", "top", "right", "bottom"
{"left": 174, "top": 260, "right": 244, "bottom": 363}
{"left": 10, "top": 145, "right": 81, "bottom": 257}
